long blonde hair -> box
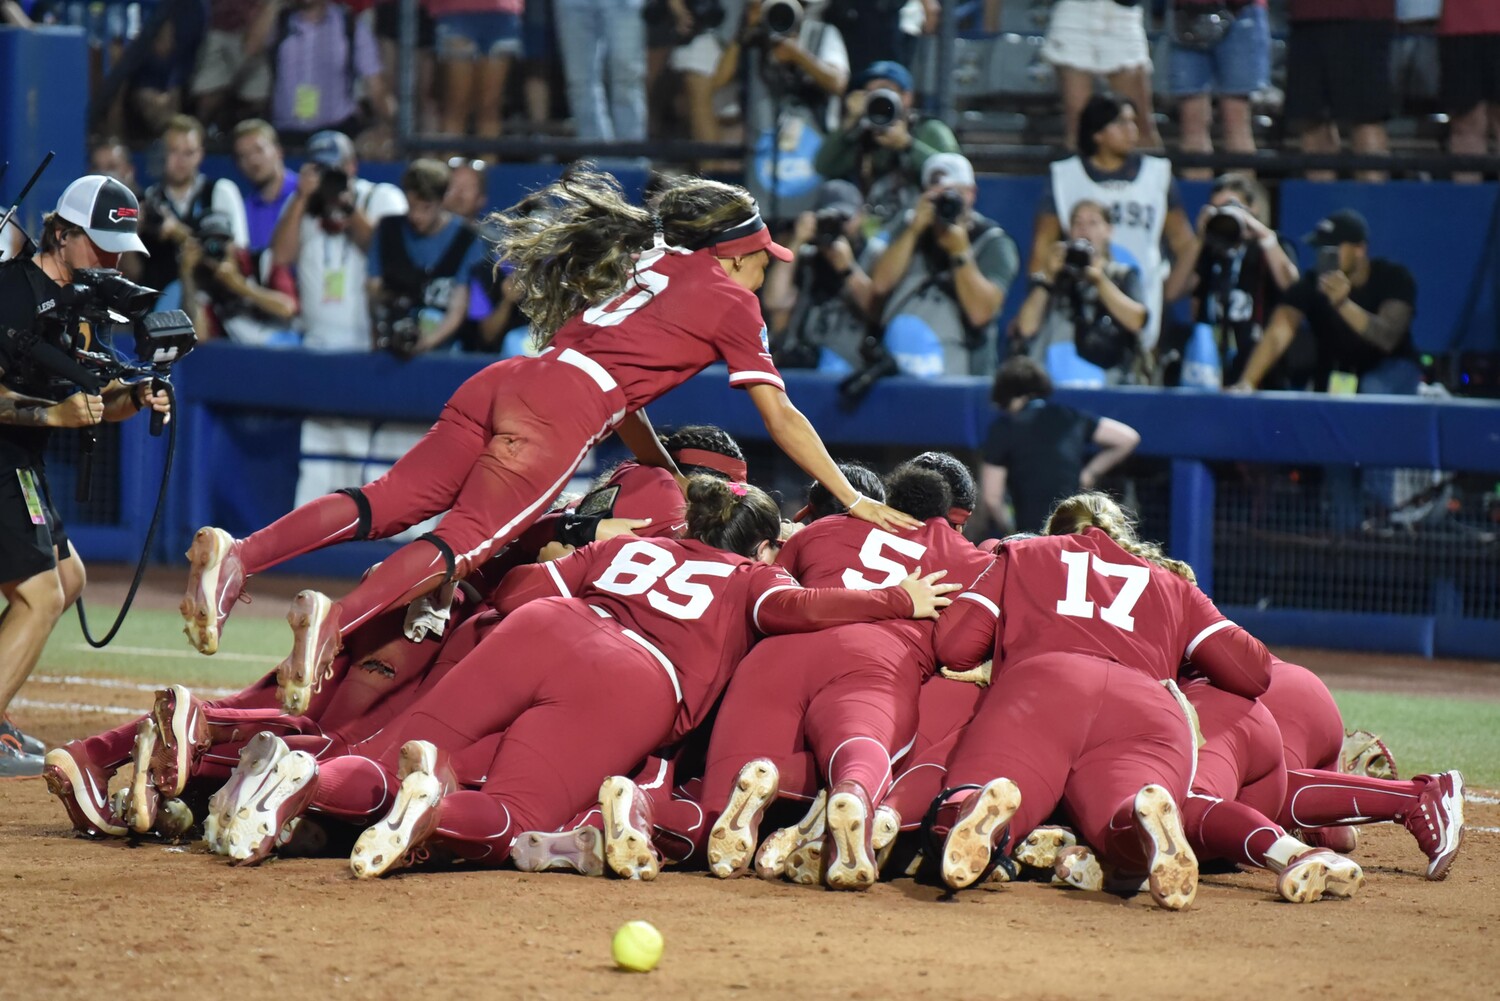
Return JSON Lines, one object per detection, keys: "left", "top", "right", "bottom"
{"left": 1044, "top": 492, "right": 1197, "bottom": 583}
{"left": 486, "top": 166, "right": 759, "bottom": 345}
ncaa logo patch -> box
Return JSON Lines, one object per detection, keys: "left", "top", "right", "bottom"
{"left": 758, "top": 325, "right": 770, "bottom": 353}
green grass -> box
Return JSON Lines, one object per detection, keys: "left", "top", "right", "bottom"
{"left": 1331, "top": 689, "right": 1500, "bottom": 789}
{"left": 32, "top": 605, "right": 1500, "bottom": 789}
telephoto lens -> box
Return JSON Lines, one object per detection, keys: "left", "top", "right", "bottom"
{"left": 862, "top": 88, "right": 902, "bottom": 130}
{"left": 933, "top": 190, "right": 964, "bottom": 225}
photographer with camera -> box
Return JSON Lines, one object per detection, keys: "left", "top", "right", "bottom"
{"left": 0, "top": 177, "right": 171, "bottom": 775}
{"left": 867, "top": 152, "right": 1018, "bottom": 377}
{"left": 269, "top": 130, "right": 407, "bottom": 352}
{"left": 1015, "top": 199, "right": 1149, "bottom": 386}
{"left": 175, "top": 211, "right": 300, "bottom": 347}
{"left": 762, "top": 178, "right": 876, "bottom": 371}
{"left": 1178, "top": 173, "right": 1301, "bottom": 387}
{"left": 367, "top": 159, "right": 486, "bottom": 358}
{"left": 136, "top": 115, "right": 250, "bottom": 296}
{"left": 813, "top": 59, "right": 960, "bottom": 229}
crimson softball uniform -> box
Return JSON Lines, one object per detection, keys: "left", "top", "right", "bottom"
{"left": 1180, "top": 679, "right": 1293, "bottom": 868}
{"left": 307, "top": 535, "right": 914, "bottom": 859}
{"left": 884, "top": 677, "right": 985, "bottom": 830}
{"left": 1257, "top": 657, "right": 1345, "bottom": 771}
{"left": 935, "top": 529, "right": 1271, "bottom": 867}
{"left": 699, "top": 515, "right": 992, "bottom": 823}
{"left": 236, "top": 247, "right": 782, "bottom": 637}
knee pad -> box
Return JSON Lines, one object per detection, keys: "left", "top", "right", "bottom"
{"left": 417, "top": 532, "right": 458, "bottom": 584}
{"left": 335, "top": 487, "right": 373, "bottom": 541}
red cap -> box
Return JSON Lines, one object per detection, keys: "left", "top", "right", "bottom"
{"left": 703, "top": 211, "right": 793, "bottom": 262}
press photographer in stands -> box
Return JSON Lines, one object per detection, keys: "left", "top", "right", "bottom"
{"left": 269, "top": 130, "right": 407, "bottom": 352}
{"left": 367, "top": 158, "right": 487, "bottom": 357}
{"left": 1014, "top": 199, "right": 1149, "bottom": 386}
{"left": 1180, "top": 173, "right": 1302, "bottom": 387}
{"left": 867, "top": 152, "right": 1018, "bottom": 378}
{"left": 175, "top": 211, "right": 300, "bottom": 346}
{"left": 0, "top": 177, "right": 171, "bottom": 776}
{"left": 762, "top": 179, "right": 877, "bottom": 372}
{"left": 813, "top": 59, "right": 960, "bottom": 228}
{"left": 136, "top": 115, "right": 249, "bottom": 294}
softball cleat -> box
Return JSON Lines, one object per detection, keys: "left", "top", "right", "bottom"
{"left": 1133, "top": 784, "right": 1198, "bottom": 911}
{"left": 754, "top": 790, "right": 826, "bottom": 881}
{"left": 1276, "top": 847, "right": 1365, "bottom": 903}
{"left": 205, "top": 732, "right": 290, "bottom": 855}
{"left": 148, "top": 685, "right": 209, "bottom": 798}
{"left": 222, "top": 749, "right": 320, "bottom": 865}
{"left": 1015, "top": 825, "right": 1079, "bottom": 870}
{"left": 43, "top": 742, "right": 127, "bottom": 838}
{"left": 707, "top": 759, "right": 778, "bottom": 878}
{"left": 940, "top": 778, "right": 1021, "bottom": 890}
{"left": 278, "top": 590, "right": 340, "bottom": 714}
{"left": 124, "top": 720, "right": 161, "bottom": 835}
{"left": 181, "top": 527, "right": 246, "bottom": 655}
{"left": 825, "top": 780, "right": 877, "bottom": 890}
{"left": 349, "top": 741, "right": 445, "bottom": 879}
{"left": 600, "top": 776, "right": 662, "bottom": 881}
{"left": 510, "top": 827, "right": 606, "bottom": 877}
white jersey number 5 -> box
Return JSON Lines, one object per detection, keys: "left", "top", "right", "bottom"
{"left": 581, "top": 251, "right": 670, "bottom": 327}
{"left": 594, "top": 540, "right": 735, "bottom": 621}
{"left": 1055, "top": 550, "right": 1151, "bottom": 632}
{"left": 841, "top": 529, "right": 928, "bottom": 590}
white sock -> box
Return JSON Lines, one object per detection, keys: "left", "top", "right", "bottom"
{"left": 1263, "top": 834, "right": 1308, "bottom": 871}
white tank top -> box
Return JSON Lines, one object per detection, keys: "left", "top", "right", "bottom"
{"left": 1051, "top": 154, "right": 1172, "bottom": 352}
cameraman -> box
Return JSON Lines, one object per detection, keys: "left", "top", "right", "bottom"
{"left": 762, "top": 178, "right": 877, "bottom": 371}
{"left": 869, "top": 152, "right": 1018, "bottom": 377}
{"left": 1015, "top": 199, "right": 1149, "bottom": 386}
{"left": 0, "top": 177, "right": 170, "bottom": 776}
{"left": 176, "top": 212, "right": 300, "bottom": 346}
{"left": 136, "top": 115, "right": 250, "bottom": 295}
{"left": 367, "top": 159, "right": 486, "bottom": 356}
{"left": 1181, "top": 173, "right": 1302, "bottom": 387}
{"left": 269, "top": 130, "right": 407, "bottom": 352}
{"left": 813, "top": 59, "right": 960, "bottom": 228}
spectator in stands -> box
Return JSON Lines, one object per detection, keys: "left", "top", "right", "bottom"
{"left": 259, "top": 0, "right": 393, "bottom": 142}
{"left": 88, "top": 137, "right": 139, "bottom": 194}
{"left": 555, "top": 0, "right": 647, "bottom": 143}
{"left": 233, "top": 119, "right": 297, "bottom": 255}
{"left": 1439, "top": 0, "right": 1500, "bottom": 182}
{"left": 442, "top": 158, "right": 520, "bottom": 353}
{"left": 137, "top": 114, "right": 249, "bottom": 295}
{"left": 814, "top": 59, "right": 960, "bottom": 229}
{"left": 269, "top": 130, "right": 407, "bottom": 351}
{"left": 1169, "top": 0, "right": 1271, "bottom": 170}
{"left": 191, "top": 0, "right": 274, "bottom": 133}
{"left": 1042, "top": 0, "right": 1162, "bottom": 150}
{"left": 823, "top": 0, "right": 938, "bottom": 80}
{"left": 1179, "top": 172, "right": 1303, "bottom": 388}
{"left": 127, "top": 12, "right": 200, "bottom": 139}
{"left": 1285, "top": 0, "right": 1395, "bottom": 182}
{"left": 870, "top": 152, "right": 1019, "bottom": 377}
{"left": 1015, "top": 199, "right": 1150, "bottom": 386}
{"left": 367, "top": 159, "right": 487, "bottom": 357}
{"left": 980, "top": 355, "right": 1140, "bottom": 535}
{"left": 1031, "top": 94, "right": 1199, "bottom": 360}
{"left": 371, "top": 0, "right": 439, "bottom": 134}
{"left": 428, "top": 0, "right": 524, "bottom": 144}
{"left": 655, "top": 0, "right": 738, "bottom": 150}
{"left": 175, "top": 210, "right": 300, "bottom": 346}
{"left": 762, "top": 178, "right": 878, "bottom": 373}
{"left": 1233, "top": 209, "right": 1417, "bottom": 396}
{"left": 719, "top": 0, "right": 850, "bottom": 218}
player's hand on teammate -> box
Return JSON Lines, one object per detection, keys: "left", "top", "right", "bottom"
{"left": 848, "top": 497, "right": 922, "bottom": 532}
{"left": 595, "top": 517, "right": 652, "bottom": 542}
{"left": 537, "top": 541, "right": 575, "bottom": 562}
{"left": 940, "top": 660, "right": 993, "bottom": 686}
{"left": 899, "top": 567, "right": 961, "bottom": 619}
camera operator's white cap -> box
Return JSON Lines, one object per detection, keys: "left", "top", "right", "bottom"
{"left": 55, "top": 175, "right": 150, "bottom": 256}
{"left": 922, "top": 153, "right": 975, "bottom": 190}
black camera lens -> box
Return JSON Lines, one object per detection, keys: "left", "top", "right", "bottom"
{"left": 762, "top": 0, "right": 801, "bottom": 37}
{"left": 934, "top": 190, "right": 964, "bottom": 225}
{"left": 1203, "top": 207, "right": 1246, "bottom": 253}
{"left": 813, "top": 206, "right": 851, "bottom": 245}
{"left": 1063, "top": 239, "right": 1094, "bottom": 271}
{"left": 862, "top": 88, "right": 902, "bottom": 130}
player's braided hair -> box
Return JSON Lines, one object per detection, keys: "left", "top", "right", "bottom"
{"left": 802, "top": 461, "right": 886, "bottom": 522}
{"left": 885, "top": 465, "right": 952, "bottom": 522}
{"left": 685, "top": 476, "right": 781, "bottom": 557}
{"left": 1044, "top": 492, "right": 1198, "bottom": 584}
{"left": 661, "top": 424, "right": 745, "bottom": 477}
{"left": 908, "top": 451, "right": 976, "bottom": 513}
{"left": 487, "top": 165, "right": 758, "bottom": 345}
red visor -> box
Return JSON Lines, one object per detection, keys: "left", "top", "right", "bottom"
{"left": 672, "top": 448, "right": 748, "bottom": 482}
{"left": 705, "top": 212, "right": 794, "bottom": 262}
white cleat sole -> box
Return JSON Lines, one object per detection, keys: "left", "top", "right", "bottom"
{"left": 206, "top": 733, "right": 290, "bottom": 855}
{"left": 279, "top": 590, "right": 333, "bottom": 714}
{"left": 350, "top": 770, "right": 443, "bottom": 880}
{"left": 1016, "top": 825, "right": 1078, "bottom": 870}
{"left": 1278, "top": 852, "right": 1365, "bottom": 903}
{"left": 825, "top": 790, "right": 877, "bottom": 890}
{"left": 126, "top": 721, "right": 159, "bottom": 835}
{"left": 223, "top": 750, "right": 319, "bottom": 863}
{"left": 754, "top": 791, "right": 826, "bottom": 881}
{"left": 1053, "top": 845, "right": 1105, "bottom": 891}
{"left": 600, "top": 777, "right": 659, "bottom": 881}
{"left": 1134, "top": 784, "right": 1198, "bottom": 911}
{"left": 941, "top": 778, "right": 1021, "bottom": 890}
{"left": 708, "top": 760, "right": 778, "bottom": 878}
{"left": 510, "top": 828, "right": 606, "bottom": 876}
{"left": 784, "top": 837, "right": 826, "bottom": 886}
{"left": 182, "top": 527, "right": 234, "bottom": 655}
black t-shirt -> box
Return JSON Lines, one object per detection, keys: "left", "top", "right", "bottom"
{"left": 983, "top": 400, "right": 1099, "bottom": 534}
{"left": 0, "top": 259, "right": 61, "bottom": 466}
{"left": 1192, "top": 237, "right": 1303, "bottom": 387}
{"left": 1280, "top": 257, "right": 1417, "bottom": 381}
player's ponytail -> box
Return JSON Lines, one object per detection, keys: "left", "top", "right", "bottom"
{"left": 1044, "top": 492, "right": 1198, "bottom": 584}
{"left": 884, "top": 465, "right": 952, "bottom": 522}
{"left": 685, "top": 476, "right": 781, "bottom": 557}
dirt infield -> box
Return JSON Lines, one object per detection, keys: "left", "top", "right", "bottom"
{"left": 5, "top": 568, "right": 1499, "bottom": 999}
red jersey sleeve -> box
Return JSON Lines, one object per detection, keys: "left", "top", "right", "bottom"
{"left": 935, "top": 555, "right": 1005, "bottom": 670}
{"left": 746, "top": 562, "right": 915, "bottom": 634}
{"left": 717, "top": 294, "right": 785, "bottom": 392}
{"left": 490, "top": 546, "right": 597, "bottom": 615}
{"left": 1178, "top": 583, "right": 1272, "bottom": 699}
